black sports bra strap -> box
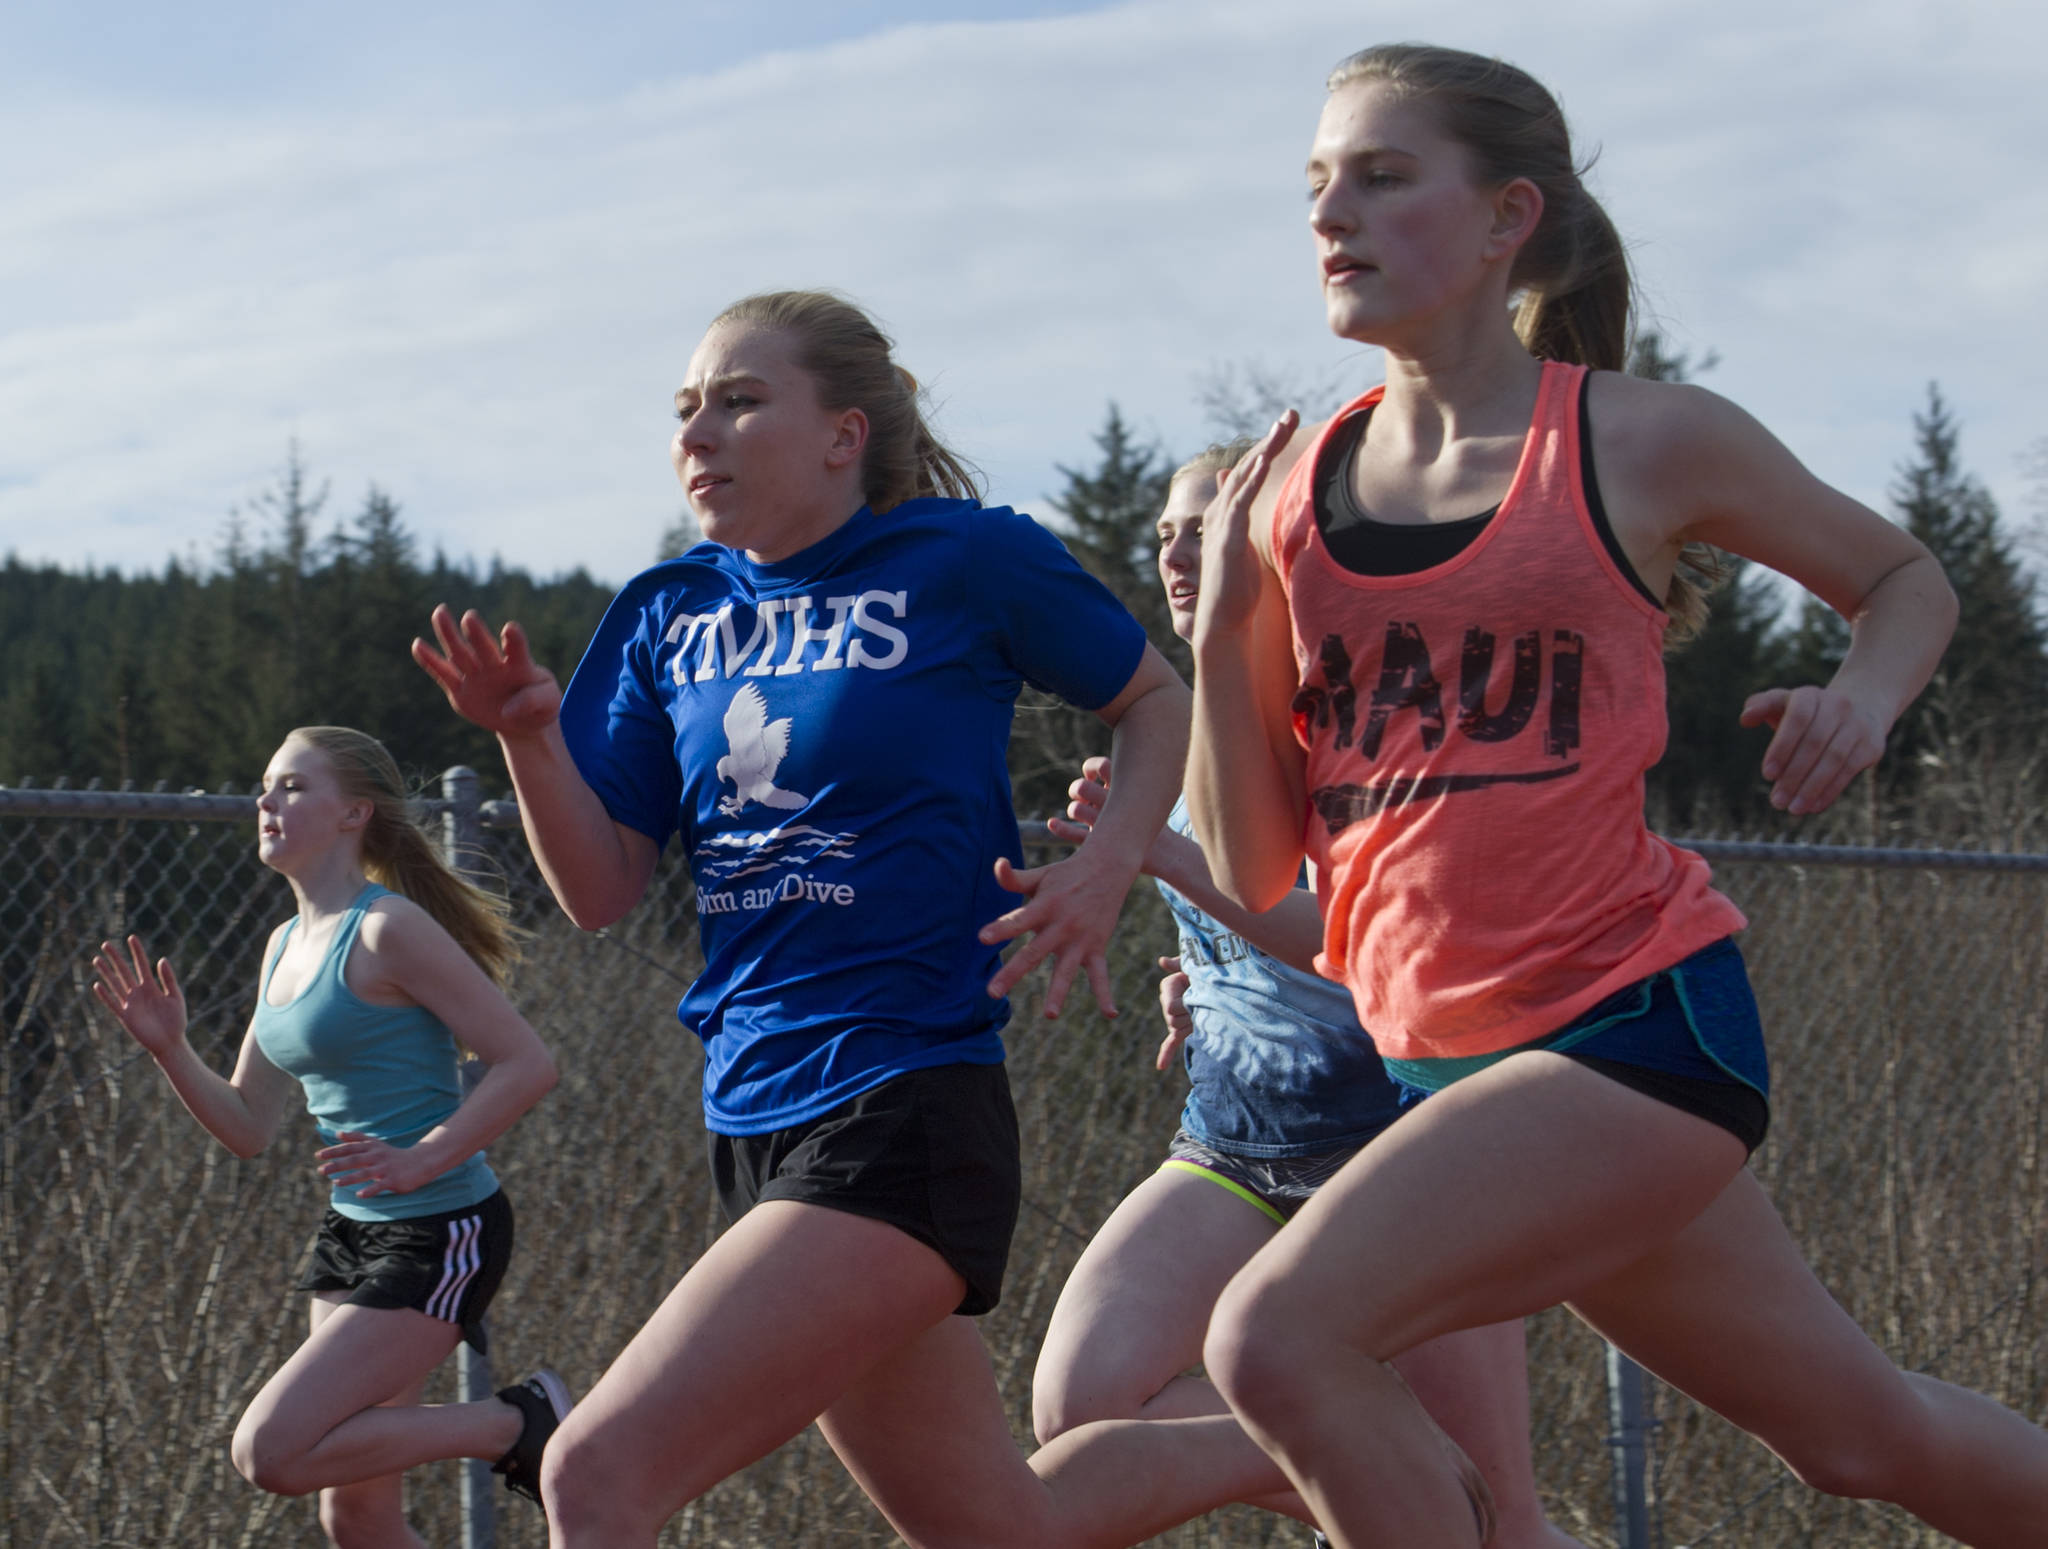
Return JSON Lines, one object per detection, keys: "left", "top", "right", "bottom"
{"left": 1576, "top": 372, "right": 1664, "bottom": 611}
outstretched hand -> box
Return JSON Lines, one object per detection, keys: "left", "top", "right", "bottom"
{"left": 981, "top": 842, "right": 1138, "bottom": 1021}
{"left": 1155, "top": 956, "right": 1192, "bottom": 1071}
{"left": 1194, "top": 412, "right": 1297, "bottom": 641}
{"left": 1738, "top": 683, "right": 1889, "bottom": 815}
{"left": 90, "top": 936, "right": 188, "bottom": 1058}
{"left": 412, "top": 604, "right": 562, "bottom": 737}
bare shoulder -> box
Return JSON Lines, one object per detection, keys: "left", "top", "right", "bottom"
{"left": 1589, "top": 369, "right": 1931, "bottom": 610}
{"left": 1585, "top": 372, "right": 1813, "bottom": 546}
{"left": 1584, "top": 372, "right": 1759, "bottom": 477}
{"left": 360, "top": 889, "right": 435, "bottom": 932}
{"left": 356, "top": 892, "right": 459, "bottom": 965}
{"left": 350, "top": 891, "right": 490, "bottom": 1006}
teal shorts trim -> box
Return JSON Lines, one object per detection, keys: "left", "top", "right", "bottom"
{"left": 1384, "top": 938, "right": 1770, "bottom": 1152}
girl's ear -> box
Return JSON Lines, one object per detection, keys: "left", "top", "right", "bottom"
{"left": 1486, "top": 177, "right": 1544, "bottom": 260}
{"left": 825, "top": 407, "right": 870, "bottom": 472}
{"left": 339, "top": 798, "right": 373, "bottom": 833}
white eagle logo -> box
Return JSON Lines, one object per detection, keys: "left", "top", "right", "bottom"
{"left": 716, "top": 684, "right": 809, "bottom": 817}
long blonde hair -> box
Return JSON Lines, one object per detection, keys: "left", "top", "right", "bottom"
{"left": 1326, "top": 44, "right": 1721, "bottom": 641}
{"left": 710, "top": 290, "right": 981, "bottom": 513}
{"left": 287, "top": 726, "right": 519, "bottom": 986}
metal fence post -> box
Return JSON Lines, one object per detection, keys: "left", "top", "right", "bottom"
{"left": 1605, "top": 1343, "right": 1655, "bottom": 1549}
{"left": 440, "top": 766, "right": 496, "bottom": 1549}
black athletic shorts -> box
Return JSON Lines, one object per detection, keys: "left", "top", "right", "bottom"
{"left": 296, "top": 1188, "right": 513, "bottom": 1353}
{"left": 710, "top": 1062, "right": 1021, "bottom": 1316}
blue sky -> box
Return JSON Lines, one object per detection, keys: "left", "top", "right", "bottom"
{"left": 0, "top": 2, "right": 1106, "bottom": 110}
{"left": 3, "top": 0, "right": 2042, "bottom": 590}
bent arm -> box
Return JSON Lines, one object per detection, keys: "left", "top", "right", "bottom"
{"left": 1146, "top": 829, "right": 1325, "bottom": 974}
{"left": 1081, "top": 644, "right": 1191, "bottom": 876}
{"left": 1186, "top": 417, "right": 1308, "bottom": 909}
{"left": 1187, "top": 540, "right": 1308, "bottom": 910}
{"left": 1611, "top": 381, "right": 1957, "bottom": 814}
{"left": 157, "top": 1024, "right": 299, "bottom": 1159}
{"left": 981, "top": 644, "right": 1190, "bottom": 1017}
{"left": 414, "top": 604, "right": 659, "bottom": 927}
{"left": 498, "top": 723, "right": 660, "bottom": 929}
{"left": 323, "top": 905, "right": 560, "bottom": 1196}
{"left": 1055, "top": 760, "right": 1324, "bottom": 974}
{"left": 93, "top": 932, "right": 297, "bottom": 1157}
{"left": 1665, "top": 385, "right": 1954, "bottom": 724}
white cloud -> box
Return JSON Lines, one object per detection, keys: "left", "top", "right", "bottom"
{"left": 2, "top": 0, "right": 2042, "bottom": 589}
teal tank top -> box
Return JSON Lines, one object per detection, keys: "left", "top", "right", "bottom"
{"left": 252, "top": 882, "right": 498, "bottom": 1221}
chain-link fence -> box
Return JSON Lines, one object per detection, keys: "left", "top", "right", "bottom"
{"left": 3, "top": 777, "right": 2045, "bottom": 1548}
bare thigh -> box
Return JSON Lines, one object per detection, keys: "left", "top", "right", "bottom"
{"left": 1200, "top": 1056, "right": 1745, "bottom": 1546}
{"left": 1215, "top": 1053, "right": 1748, "bottom": 1362}
{"left": 1034, "top": 1166, "right": 1277, "bottom": 1439}
{"left": 237, "top": 1294, "right": 461, "bottom": 1476}
{"left": 298, "top": 1295, "right": 439, "bottom": 1547}
{"left": 540, "top": 1200, "right": 968, "bottom": 1540}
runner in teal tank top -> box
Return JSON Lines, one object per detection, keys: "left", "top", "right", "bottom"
{"left": 253, "top": 880, "right": 499, "bottom": 1221}
{"left": 91, "top": 726, "right": 567, "bottom": 1546}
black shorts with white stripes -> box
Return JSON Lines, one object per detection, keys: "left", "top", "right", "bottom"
{"left": 296, "top": 1188, "right": 513, "bottom": 1353}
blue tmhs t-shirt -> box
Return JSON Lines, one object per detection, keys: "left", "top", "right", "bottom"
{"left": 559, "top": 498, "right": 1148, "bottom": 1136}
{"left": 1158, "top": 799, "right": 1404, "bottom": 1157}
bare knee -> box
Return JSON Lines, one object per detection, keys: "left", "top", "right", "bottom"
{"left": 231, "top": 1413, "right": 311, "bottom": 1497}
{"left": 1203, "top": 1266, "right": 1312, "bottom": 1426}
{"left": 542, "top": 1420, "right": 649, "bottom": 1536}
{"left": 1031, "top": 1388, "right": 1075, "bottom": 1448}
{"left": 1031, "top": 1366, "right": 1134, "bottom": 1446}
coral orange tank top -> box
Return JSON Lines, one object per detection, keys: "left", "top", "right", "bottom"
{"left": 1272, "top": 361, "right": 1746, "bottom": 1062}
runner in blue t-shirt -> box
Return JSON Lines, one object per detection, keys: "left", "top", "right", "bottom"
{"left": 413, "top": 291, "right": 1270, "bottom": 1548}
{"left": 1031, "top": 445, "right": 1585, "bottom": 1549}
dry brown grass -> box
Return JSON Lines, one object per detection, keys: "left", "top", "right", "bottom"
{"left": 3, "top": 817, "right": 2044, "bottom": 1547}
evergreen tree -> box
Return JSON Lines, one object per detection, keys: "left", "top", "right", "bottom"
{"left": 0, "top": 448, "right": 618, "bottom": 791}
{"left": 1047, "top": 406, "right": 1178, "bottom": 665}
{"left": 1774, "top": 593, "right": 1851, "bottom": 706}
{"left": 0, "top": 640, "right": 78, "bottom": 784}
{"left": 248, "top": 442, "right": 330, "bottom": 735}
{"left": 320, "top": 486, "right": 448, "bottom": 769}
{"left": 1888, "top": 384, "right": 2047, "bottom": 774}
{"left": 1004, "top": 406, "right": 1177, "bottom": 821}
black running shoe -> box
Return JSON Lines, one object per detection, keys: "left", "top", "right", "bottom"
{"left": 493, "top": 1369, "right": 572, "bottom": 1505}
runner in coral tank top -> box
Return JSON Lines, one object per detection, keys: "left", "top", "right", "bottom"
{"left": 1272, "top": 364, "right": 1743, "bottom": 1062}
{"left": 1186, "top": 43, "right": 2048, "bottom": 1549}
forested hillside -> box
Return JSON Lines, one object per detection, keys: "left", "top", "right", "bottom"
{"left": 2, "top": 372, "right": 2041, "bottom": 841}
